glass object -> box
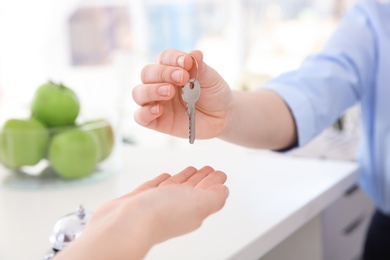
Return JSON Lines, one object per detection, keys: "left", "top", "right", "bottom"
{"left": 44, "top": 205, "right": 93, "bottom": 260}
{"left": 0, "top": 105, "right": 122, "bottom": 190}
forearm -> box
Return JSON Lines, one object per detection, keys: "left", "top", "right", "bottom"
{"left": 53, "top": 232, "right": 153, "bottom": 260}
{"left": 220, "top": 89, "right": 297, "bottom": 150}
{"left": 54, "top": 211, "right": 156, "bottom": 260}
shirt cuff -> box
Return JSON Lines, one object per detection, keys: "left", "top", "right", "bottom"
{"left": 262, "top": 82, "right": 318, "bottom": 149}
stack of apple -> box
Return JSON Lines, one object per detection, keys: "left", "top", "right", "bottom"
{"left": 0, "top": 81, "right": 114, "bottom": 179}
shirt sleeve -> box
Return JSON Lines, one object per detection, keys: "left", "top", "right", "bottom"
{"left": 262, "top": 1, "right": 376, "bottom": 148}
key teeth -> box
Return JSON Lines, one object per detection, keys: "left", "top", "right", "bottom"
{"left": 188, "top": 121, "right": 195, "bottom": 144}
{"left": 189, "top": 124, "right": 192, "bottom": 144}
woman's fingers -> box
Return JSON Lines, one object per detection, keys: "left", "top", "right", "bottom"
{"left": 184, "top": 166, "right": 215, "bottom": 187}
{"left": 117, "top": 173, "right": 172, "bottom": 200}
{"left": 115, "top": 166, "right": 227, "bottom": 207}
{"left": 196, "top": 170, "right": 227, "bottom": 190}
{"left": 135, "top": 173, "right": 172, "bottom": 190}
{"left": 158, "top": 166, "right": 226, "bottom": 188}
{"left": 158, "top": 166, "right": 198, "bottom": 186}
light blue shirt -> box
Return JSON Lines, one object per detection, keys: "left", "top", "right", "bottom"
{"left": 264, "top": 0, "right": 390, "bottom": 214}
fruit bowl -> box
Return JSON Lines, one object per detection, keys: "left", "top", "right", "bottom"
{"left": 0, "top": 115, "right": 121, "bottom": 189}
{"left": 0, "top": 81, "right": 122, "bottom": 189}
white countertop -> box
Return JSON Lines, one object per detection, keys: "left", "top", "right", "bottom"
{"left": 0, "top": 139, "right": 359, "bottom": 260}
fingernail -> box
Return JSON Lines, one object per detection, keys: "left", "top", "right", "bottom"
{"left": 150, "top": 104, "right": 159, "bottom": 114}
{"left": 157, "top": 85, "right": 170, "bottom": 96}
{"left": 177, "top": 55, "right": 185, "bottom": 67}
{"left": 172, "top": 70, "right": 183, "bottom": 83}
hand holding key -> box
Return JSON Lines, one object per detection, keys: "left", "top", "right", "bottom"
{"left": 132, "top": 49, "right": 233, "bottom": 141}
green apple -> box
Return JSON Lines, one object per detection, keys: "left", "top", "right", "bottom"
{"left": 80, "top": 119, "right": 114, "bottom": 162}
{"left": 31, "top": 81, "right": 80, "bottom": 127}
{"left": 48, "top": 124, "right": 77, "bottom": 137}
{"left": 44, "top": 125, "right": 78, "bottom": 160}
{"left": 48, "top": 129, "right": 98, "bottom": 179}
{"left": 0, "top": 118, "right": 49, "bottom": 168}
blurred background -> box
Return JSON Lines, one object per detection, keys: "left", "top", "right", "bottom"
{"left": 0, "top": 0, "right": 358, "bottom": 154}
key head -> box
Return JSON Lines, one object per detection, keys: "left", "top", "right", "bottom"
{"left": 182, "top": 78, "right": 201, "bottom": 105}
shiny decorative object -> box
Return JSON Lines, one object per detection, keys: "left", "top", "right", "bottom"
{"left": 43, "top": 205, "right": 92, "bottom": 260}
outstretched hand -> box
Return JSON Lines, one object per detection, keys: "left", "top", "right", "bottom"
{"left": 55, "top": 166, "right": 228, "bottom": 260}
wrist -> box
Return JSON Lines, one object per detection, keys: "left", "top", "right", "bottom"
{"left": 219, "top": 90, "right": 241, "bottom": 140}
{"left": 55, "top": 204, "right": 157, "bottom": 260}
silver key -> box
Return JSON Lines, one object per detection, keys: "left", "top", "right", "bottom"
{"left": 182, "top": 78, "right": 201, "bottom": 144}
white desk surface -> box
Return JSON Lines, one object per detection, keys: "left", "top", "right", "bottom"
{"left": 0, "top": 139, "right": 359, "bottom": 260}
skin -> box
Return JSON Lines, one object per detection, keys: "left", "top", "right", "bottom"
{"left": 55, "top": 48, "right": 294, "bottom": 259}
{"left": 54, "top": 166, "right": 228, "bottom": 260}
{"left": 132, "top": 49, "right": 297, "bottom": 150}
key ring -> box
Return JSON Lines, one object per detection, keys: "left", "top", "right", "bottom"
{"left": 189, "top": 54, "right": 198, "bottom": 83}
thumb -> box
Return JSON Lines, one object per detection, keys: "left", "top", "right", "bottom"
{"left": 189, "top": 50, "right": 204, "bottom": 79}
{"left": 189, "top": 50, "right": 223, "bottom": 88}
{"left": 198, "top": 184, "right": 229, "bottom": 217}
